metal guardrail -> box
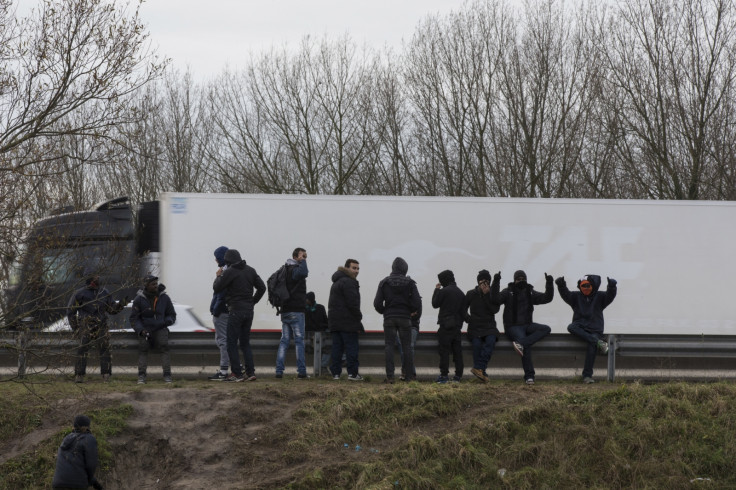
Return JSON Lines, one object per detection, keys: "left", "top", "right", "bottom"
{"left": 3, "top": 331, "right": 736, "bottom": 381}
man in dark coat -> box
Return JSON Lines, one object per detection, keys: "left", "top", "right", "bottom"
{"left": 465, "top": 269, "right": 501, "bottom": 383}
{"left": 213, "top": 248, "right": 266, "bottom": 382}
{"left": 275, "top": 247, "right": 309, "bottom": 379}
{"left": 208, "top": 246, "right": 231, "bottom": 381}
{"left": 557, "top": 274, "right": 617, "bottom": 383}
{"left": 432, "top": 269, "right": 466, "bottom": 383}
{"left": 328, "top": 259, "right": 363, "bottom": 381}
{"left": 52, "top": 415, "right": 103, "bottom": 489}
{"left": 130, "top": 275, "right": 177, "bottom": 384}
{"left": 305, "top": 291, "right": 330, "bottom": 373}
{"left": 67, "top": 271, "right": 125, "bottom": 383}
{"left": 491, "top": 269, "right": 554, "bottom": 385}
{"left": 373, "top": 257, "right": 421, "bottom": 383}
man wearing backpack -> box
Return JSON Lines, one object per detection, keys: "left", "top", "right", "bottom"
{"left": 275, "top": 247, "right": 309, "bottom": 379}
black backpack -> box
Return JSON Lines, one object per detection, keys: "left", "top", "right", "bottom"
{"left": 267, "top": 265, "right": 294, "bottom": 315}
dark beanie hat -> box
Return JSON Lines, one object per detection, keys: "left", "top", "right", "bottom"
{"left": 143, "top": 274, "right": 158, "bottom": 286}
{"left": 73, "top": 415, "right": 91, "bottom": 429}
{"left": 477, "top": 269, "right": 491, "bottom": 283}
{"left": 514, "top": 270, "right": 527, "bottom": 281}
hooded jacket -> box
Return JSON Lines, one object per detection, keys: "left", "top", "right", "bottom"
{"left": 373, "top": 257, "right": 421, "bottom": 320}
{"left": 492, "top": 274, "right": 554, "bottom": 328}
{"left": 305, "top": 292, "right": 328, "bottom": 332}
{"left": 431, "top": 270, "right": 466, "bottom": 328}
{"left": 51, "top": 430, "right": 100, "bottom": 489}
{"left": 66, "top": 283, "right": 123, "bottom": 331}
{"left": 556, "top": 274, "right": 617, "bottom": 333}
{"left": 209, "top": 246, "right": 229, "bottom": 317}
{"left": 465, "top": 286, "right": 501, "bottom": 338}
{"left": 212, "top": 249, "right": 266, "bottom": 312}
{"left": 328, "top": 267, "right": 363, "bottom": 333}
{"left": 130, "top": 284, "right": 177, "bottom": 335}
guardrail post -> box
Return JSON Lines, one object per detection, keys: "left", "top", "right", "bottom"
{"left": 607, "top": 334, "right": 617, "bottom": 382}
{"left": 314, "top": 332, "right": 323, "bottom": 377}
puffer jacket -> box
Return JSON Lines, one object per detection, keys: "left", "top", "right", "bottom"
{"left": 328, "top": 267, "right": 363, "bottom": 333}
{"left": 557, "top": 274, "right": 617, "bottom": 333}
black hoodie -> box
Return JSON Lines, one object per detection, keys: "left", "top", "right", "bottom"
{"left": 492, "top": 274, "right": 554, "bottom": 328}
{"left": 212, "top": 249, "right": 266, "bottom": 312}
{"left": 51, "top": 430, "right": 100, "bottom": 488}
{"left": 432, "top": 270, "right": 466, "bottom": 327}
{"left": 373, "top": 257, "right": 421, "bottom": 320}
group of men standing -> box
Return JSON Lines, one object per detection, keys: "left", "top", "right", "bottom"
{"left": 66, "top": 246, "right": 617, "bottom": 385}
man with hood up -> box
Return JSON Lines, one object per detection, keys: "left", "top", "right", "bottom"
{"left": 213, "top": 248, "right": 266, "bottom": 382}
{"left": 130, "top": 275, "right": 176, "bottom": 384}
{"left": 374, "top": 257, "right": 421, "bottom": 383}
{"left": 328, "top": 259, "right": 363, "bottom": 380}
{"left": 491, "top": 270, "right": 554, "bottom": 385}
{"left": 66, "top": 269, "right": 126, "bottom": 383}
{"left": 556, "top": 274, "right": 617, "bottom": 383}
{"left": 52, "top": 415, "right": 103, "bottom": 489}
{"left": 432, "top": 270, "right": 466, "bottom": 383}
{"left": 208, "top": 246, "right": 231, "bottom": 381}
{"left": 465, "top": 269, "right": 501, "bottom": 383}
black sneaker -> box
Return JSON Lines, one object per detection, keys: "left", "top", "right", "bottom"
{"left": 224, "top": 374, "right": 244, "bottom": 382}
{"left": 383, "top": 377, "right": 394, "bottom": 384}
{"left": 297, "top": 373, "right": 310, "bottom": 379}
{"left": 208, "top": 371, "right": 228, "bottom": 381}
{"left": 275, "top": 373, "right": 283, "bottom": 379}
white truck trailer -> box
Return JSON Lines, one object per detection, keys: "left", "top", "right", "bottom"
{"left": 159, "top": 193, "right": 736, "bottom": 335}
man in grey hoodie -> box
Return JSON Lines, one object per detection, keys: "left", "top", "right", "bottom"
{"left": 374, "top": 257, "right": 421, "bottom": 383}
{"left": 208, "top": 246, "right": 231, "bottom": 380}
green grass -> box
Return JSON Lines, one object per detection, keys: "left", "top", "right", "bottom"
{"left": 2, "top": 377, "right": 735, "bottom": 489}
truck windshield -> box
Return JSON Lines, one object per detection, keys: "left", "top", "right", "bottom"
{"left": 26, "top": 241, "right": 133, "bottom": 287}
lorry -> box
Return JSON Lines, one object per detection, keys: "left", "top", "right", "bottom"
{"left": 5, "top": 193, "right": 736, "bottom": 335}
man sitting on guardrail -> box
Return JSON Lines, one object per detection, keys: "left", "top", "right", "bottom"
{"left": 556, "top": 274, "right": 617, "bottom": 384}
{"left": 491, "top": 270, "right": 554, "bottom": 385}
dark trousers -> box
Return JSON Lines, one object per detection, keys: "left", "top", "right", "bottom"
{"left": 568, "top": 322, "right": 604, "bottom": 378}
{"left": 331, "top": 331, "right": 359, "bottom": 376}
{"left": 75, "top": 327, "right": 111, "bottom": 376}
{"left": 438, "top": 327, "right": 463, "bottom": 377}
{"left": 470, "top": 334, "right": 497, "bottom": 371}
{"left": 507, "top": 322, "right": 551, "bottom": 380}
{"left": 383, "top": 317, "right": 414, "bottom": 379}
{"left": 227, "top": 309, "right": 254, "bottom": 377}
{"left": 138, "top": 328, "right": 170, "bottom": 376}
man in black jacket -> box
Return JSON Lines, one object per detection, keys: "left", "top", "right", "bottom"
{"left": 328, "top": 259, "right": 363, "bottom": 381}
{"left": 491, "top": 270, "right": 553, "bottom": 385}
{"left": 305, "top": 291, "right": 330, "bottom": 374}
{"left": 275, "top": 247, "right": 309, "bottom": 379}
{"left": 557, "top": 274, "right": 617, "bottom": 383}
{"left": 130, "top": 275, "right": 177, "bottom": 384}
{"left": 213, "top": 248, "right": 266, "bottom": 382}
{"left": 465, "top": 269, "right": 501, "bottom": 383}
{"left": 432, "top": 269, "right": 466, "bottom": 383}
{"left": 374, "top": 257, "right": 421, "bottom": 383}
{"left": 208, "top": 246, "right": 231, "bottom": 381}
{"left": 52, "top": 415, "right": 103, "bottom": 489}
{"left": 67, "top": 270, "right": 125, "bottom": 383}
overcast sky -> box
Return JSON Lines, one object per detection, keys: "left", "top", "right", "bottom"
{"left": 138, "top": 0, "right": 469, "bottom": 79}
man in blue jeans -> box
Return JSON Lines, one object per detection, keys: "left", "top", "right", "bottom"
{"left": 275, "top": 248, "right": 309, "bottom": 379}
{"left": 491, "top": 269, "right": 554, "bottom": 385}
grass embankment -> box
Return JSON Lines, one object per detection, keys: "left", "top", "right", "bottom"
{"left": 1, "top": 378, "right": 734, "bottom": 489}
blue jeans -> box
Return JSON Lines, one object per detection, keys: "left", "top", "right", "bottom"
{"left": 276, "top": 312, "right": 306, "bottom": 375}
{"left": 331, "top": 331, "right": 359, "bottom": 376}
{"left": 213, "top": 313, "right": 230, "bottom": 370}
{"left": 568, "top": 323, "right": 604, "bottom": 378}
{"left": 227, "top": 310, "right": 254, "bottom": 377}
{"left": 507, "top": 323, "right": 551, "bottom": 380}
{"left": 471, "top": 334, "right": 497, "bottom": 371}
{"left": 384, "top": 317, "right": 413, "bottom": 379}
{"left": 397, "top": 328, "right": 418, "bottom": 377}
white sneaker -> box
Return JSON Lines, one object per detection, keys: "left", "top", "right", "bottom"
{"left": 348, "top": 374, "right": 364, "bottom": 381}
{"left": 525, "top": 378, "right": 535, "bottom": 385}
